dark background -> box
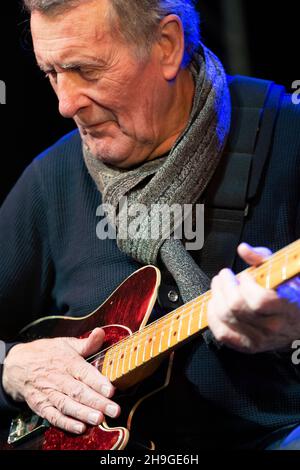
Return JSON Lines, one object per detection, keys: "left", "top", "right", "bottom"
{"left": 0, "top": 1, "right": 298, "bottom": 204}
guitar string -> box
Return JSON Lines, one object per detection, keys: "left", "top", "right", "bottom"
{"left": 88, "top": 243, "right": 299, "bottom": 371}
{"left": 87, "top": 244, "right": 299, "bottom": 366}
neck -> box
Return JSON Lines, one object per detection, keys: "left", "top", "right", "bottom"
{"left": 148, "top": 68, "right": 196, "bottom": 160}
{"left": 90, "top": 239, "right": 300, "bottom": 390}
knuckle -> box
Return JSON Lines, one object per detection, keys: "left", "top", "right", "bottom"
{"left": 63, "top": 421, "right": 76, "bottom": 433}
{"left": 250, "top": 293, "right": 268, "bottom": 311}
{"left": 265, "top": 317, "right": 283, "bottom": 335}
{"left": 68, "top": 405, "right": 81, "bottom": 421}
{"left": 70, "top": 386, "right": 84, "bottom": 402}
{"left": 76, "top": 363, "right": 90, "bottom": 381}
{"left": 29, "top": 392, "right": 44, "bottom": 410}
{"left": 87, "top": 397, "right": 103, "bottom": 410}
{"left": 55, "top": 395, "right": 67, "bottom": 413}
{"left": 227, "top": 296, "right": 244, "bottom": 315}
{"left": 49, "top": 414, "right": 60, "bottom": 428}
{"left": 214, "top": 327, "right": 229, "bottom": 343}
{"left": 39, "top": 404, "right": 54, "bottom": 420}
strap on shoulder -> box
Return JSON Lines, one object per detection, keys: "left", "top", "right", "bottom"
{"left": 193, "top": 75, "right": 285, "bottom": 277}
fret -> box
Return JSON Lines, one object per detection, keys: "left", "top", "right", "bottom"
{"left": 150, "top": 322, "right": 158, "bottom": 359}
{"left": 115, "top": 347, "right": 123, "bottom": 379}
{"left": 266, "top": 255, "right": 272, "bottom": 289}
{"left": 134, "top": 342, "right": 142, "bottom": 367}
{"left": 198, "top": 298, "right": 206, "bottom": 330}
{"left": 122, "top": 342, "right": 128, "bottom": 376}
{"left": 142, "top": 333, "right": 150, "bottom": 364}
{"left": 287, "top": 248, "right": 299, "bottom": 281}
{"left": 152, "top": 322, "right": 164, "bottom": 357}
{"left": 177, "top": 306, "right": 189, "bottom": 342}
{"left": 101, "top": 353, "right": 107, "bottom": 378}
{"left": 167, "top": 316, "right": 174, "bottom": 349}
{"left": 177, "top": 312, "right": 183, "bottom": 342}
{"left": 103, "top": 352, "right": 114, "bottom": 382}
{"left": 115, "top": 348, "right": 122, "bottom": 377}
{"left": 189, "top": 302, "right": 202, "bottom": 337}
{"left": 158, "top": 327, "right": 165, "bottom": 354}
{"left": 109, "top": 350, "right": 117, "bottom": 382}
{"left": 128, "top": 341, "right": 134, "bottom": 372}
{"left": 281, "top": 250, "right": 288, "bottom": 282}
{"left": 168, "top": 315, "right": 179, "bottom": 349}
{"left": 187, "top": 304, "right": 193, "bottom": 337}
{"left": 144, "top": 333, "right": 155, "bottom": 362}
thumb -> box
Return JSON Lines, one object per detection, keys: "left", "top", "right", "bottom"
{"left": 238, "top": 243, "right": 272, "bottom": 267}
{"left": 66, "top": 327, "right": 105, "bottom": 358}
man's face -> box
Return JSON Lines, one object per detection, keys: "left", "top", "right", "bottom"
{"left": 31, "top": 0, "right": 177, "bottom": 168}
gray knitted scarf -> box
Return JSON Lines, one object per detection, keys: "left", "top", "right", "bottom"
{"left": 83, "top": 44, "right": 231, "bottom": 303}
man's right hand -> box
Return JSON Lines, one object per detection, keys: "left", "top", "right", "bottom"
{"left": 2, "top": 328, "right": 120, "bottom": 434}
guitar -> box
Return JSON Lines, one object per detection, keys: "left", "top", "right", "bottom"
{"left": 0, "top": 239, "right": 299, "bottom": 450}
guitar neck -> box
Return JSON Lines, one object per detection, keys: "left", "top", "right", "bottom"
{"left": 99, "top": 239, "right": 300, "bottom": 385}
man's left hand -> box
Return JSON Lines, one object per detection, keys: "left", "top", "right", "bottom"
{"left": 207, "top": 243, "right": 300, "bottom": 354}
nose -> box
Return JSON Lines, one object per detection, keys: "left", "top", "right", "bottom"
{"left": 56, "top": 72, "right": 90, "bottom": 119}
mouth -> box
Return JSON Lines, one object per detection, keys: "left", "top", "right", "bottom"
{"left": 80, "top": 121, "right": 114, "bottom": 136}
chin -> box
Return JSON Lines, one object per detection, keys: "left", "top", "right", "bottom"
{"left": 84, "top": 137, "right": 134, "bottom": 168}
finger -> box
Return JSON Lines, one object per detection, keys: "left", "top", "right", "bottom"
{"left": 207, "top": 296, "right": 253, "bottom": 352}
{"left": 50, "top": 375, "right": 120, "bottom": 419}
{"left": 210, "top": 275, "right": 231, "bottom": 322}
{"left": 27, "top": 389, "right": 86, "bottom": 435}
{"left": 48, "top": 390, "right": 105, "bottom": 425}
{"left": 217, "top": 269, "right": 249, "bottom": 319}
{"left": 210, "top": 272, "right": 244, "bottom": 326}
{"left": 68, "top": 355, "right": 116, "bottom": 398}
{"left": 66, "top": 328, "right": 105, "bottom": 358}
{"left": 208, "top": 294, "right": 270, "bottom": 353}
{"left": 238, "top": 243, "right": 272, "bottom": 266}
{"left": 239, "top": 272, "right": 280, "bottom": 316}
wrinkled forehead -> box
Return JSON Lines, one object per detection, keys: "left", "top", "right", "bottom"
{"left": 31, "top": 0, "right": 112, "bottom": 49}
{"left": 30, "top": 0, "right": 113, "bottom": 63}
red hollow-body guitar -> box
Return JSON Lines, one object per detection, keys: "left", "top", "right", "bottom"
{"left": 0, "top": 240, "right": 299, "bottom": 450}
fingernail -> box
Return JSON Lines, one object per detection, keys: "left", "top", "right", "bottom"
{"left": 88, "top": 412, "right": 101, "bottom": 425}
{"left": 240, "top": 242, "right": 250, "bottom": 249}
{"left": 73, "top": 423, "right": 85, "bottom": 434}
{"left": 105, "top": 404, "right": 119, "bottom": 418}
{"left": 101, "top": 384, "right": 113, "bottom": 398}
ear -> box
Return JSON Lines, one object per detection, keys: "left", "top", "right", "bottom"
{"left": 158, "top": 15, "right": 185, "bottom": 81}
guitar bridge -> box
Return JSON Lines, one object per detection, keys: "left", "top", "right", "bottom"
{"left": 8, "top": 412, "right": 49, "bottom": 446}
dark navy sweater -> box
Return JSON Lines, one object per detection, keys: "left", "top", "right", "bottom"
{"left": 0, "top": 89, "right": 300, "bottom": 449}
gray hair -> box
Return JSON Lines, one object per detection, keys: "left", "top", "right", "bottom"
{"left": 23, "top": 0, "right": 201, "bottom": 67}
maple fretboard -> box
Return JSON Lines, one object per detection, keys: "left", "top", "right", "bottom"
{"left": 96, "top": 240, "right": 300, "bottom": 384}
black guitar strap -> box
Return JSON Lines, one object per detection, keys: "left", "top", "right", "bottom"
{"left": 192, "top": 75, "right": 285, "bottom": 278}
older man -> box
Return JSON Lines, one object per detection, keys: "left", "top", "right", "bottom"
{"left": 1, "top": 0, "right": 300, "bottom": 451}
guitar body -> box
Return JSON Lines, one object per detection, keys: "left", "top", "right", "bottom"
{"left": 1, "top": 239, "right": 299, "bottom": 450}
{"left": 1, "top": 266, "right": 170, "bottom": 451}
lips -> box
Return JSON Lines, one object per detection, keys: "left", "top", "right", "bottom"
{"left": 81, "top": 120, "right": 112, "bottom": 129}
{"left": 81, "top": 120, "right": 115, "bottom": 137}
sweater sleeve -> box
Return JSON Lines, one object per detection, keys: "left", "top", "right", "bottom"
{"left": 0, "top": 161, "right": 55, "bottom": 412}
{"left": 0, "top": 343, "right": 25, "bottom": 414}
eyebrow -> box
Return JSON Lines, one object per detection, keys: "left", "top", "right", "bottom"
{"left": 37, "top": 58, "right": 106, "bottom": 73}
